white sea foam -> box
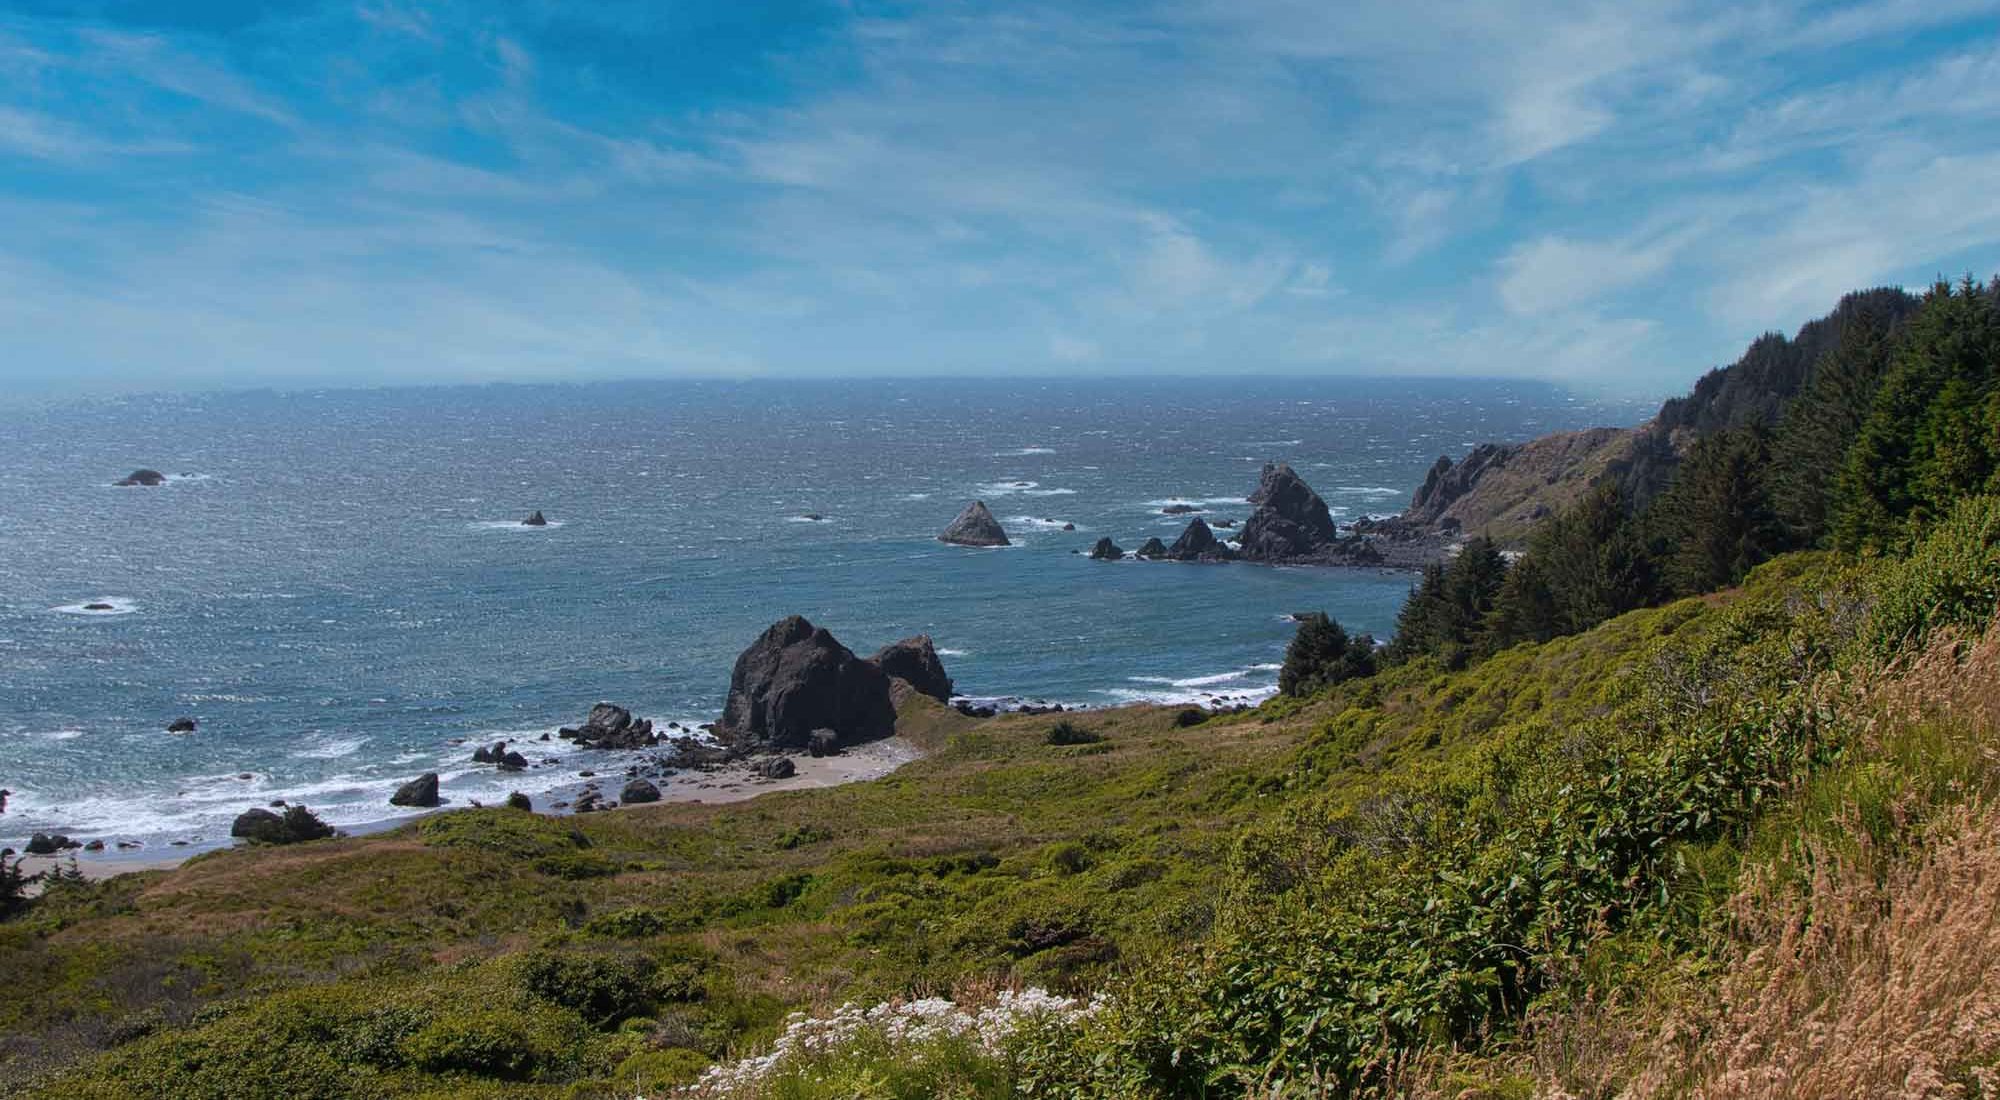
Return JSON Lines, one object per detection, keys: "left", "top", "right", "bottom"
{"left": 903, "top": 492, "right": 932, "bottom": 500}
{"left": 1335, "top": 486, "right": 1403, "bottom": 496}
{"left": 1247, "top": 439, "right": 1303, "bottom": 447}
{"left": 1007, "top": 516, "right": 1078, "bottom": 531}
{"left": 978, "top": 480, "right": 1038, "bottom": 495}
{"left": 1144, "top": 496, "right": 1248, "bottom": 508}
{"left": 786, "top": 515, "right": 831, "bottom": 523}
{"left": 1101, "top": 662, "right": 1282, "bottom": 707}
{"left": 54, "top": 597, "right": 138, "bottom": 616}
{"left": 291, "top": 735, "right": 369, "bottom": 760}
{"left": 936, "top": 648, "right": 969, "bottom": 657}
{"left": 999, "top": 446, "right": 1056, "bottom": 456}
{"left": 1021, "top": 488, "right": 1076, "bottom": 496}
{"left": 469, "top": 519, "right": 567, "bottom": 530}
{"left": 31, "top": 729, "right": 86, "bottom": 741}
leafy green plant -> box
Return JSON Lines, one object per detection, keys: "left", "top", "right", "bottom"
{"left": 1046, "top": 720, "right": 1103, "bottom": 746}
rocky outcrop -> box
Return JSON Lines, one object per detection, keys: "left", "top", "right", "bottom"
{"left": 522, "top": 511, "right": 548, "bottom": 527}
{"left": 1087, "top": 537, "right": 1124, "bottom": 560}
{"left": 390, "top": 773, "right": 440, "bottom": 808}
{"left": 115, "top": 469, "right": 166, "bottom": 487}
{"left": 558, "top": 704, "right": 660, "bottom": 749}
{"left": 938, "top": 501, "right": 1010, "bottom": 546}
{"left": 1134, "top": 537, "right": 1168, "bottom": 560}
{"left": 1394, "top": 427, "right": 1640, "bottom": 545}
{"left": 620, "top": 779, "right": 660, "bottom": 804}
{"left": 756, "top": 757, "right": 797, "bottom": 780}
{"left": 866, "top": 635, "right": 954, "bottom": 704}
{"left": 472, "top": 741, "right": 529, "bottom": 770}
{"left": 718, "top": 617, "right": 897, "bottom": 751}
{"left": 1165, "top": 517, "right": 1232, "bottom": 561}
{"left": 808, "top": 729, "right": 840, "bottom": 757}
{"left": 166, "top": 717, "right": 197, "bottom": 733}
{"left": 1238, "top": 463, "right": 1339, "bottom": 561}
{"left": 1161, "top": 503, "right": 1201, "bottom": 515}
{"left": 230, "top": 805, "right": 333, "bottom": 845}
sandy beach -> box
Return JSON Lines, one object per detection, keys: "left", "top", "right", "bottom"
{"left": 11, "top": 736, "right": 924, "bottom": 885}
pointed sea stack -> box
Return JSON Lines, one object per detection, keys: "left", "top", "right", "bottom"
{"left": 522, "top": 511, "right": 548, "bottom": 526}
{"left": 939, "top": 501, "right": 1010, "bottom": 546}
{"left": 1135, "top": 537, "right": 1169, "bottom": 560}
{"left": 1165, "top": 516, "right": 1232, "bottom": 561}
{"left": 1087, "top": 537, "right": 1124, "bottom": 560}
{"left": 1237, "top": 463, "right": 1339, "bottom": 562}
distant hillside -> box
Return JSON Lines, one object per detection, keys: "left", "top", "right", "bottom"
{"left": 1401, "top": 286, "right": 1920, "bottom": 544}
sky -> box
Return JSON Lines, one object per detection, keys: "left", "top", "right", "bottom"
{"left": 1, "top": 1, "right": 1998, "bottom": 397}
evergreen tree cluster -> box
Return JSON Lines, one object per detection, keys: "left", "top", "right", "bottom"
{"left": 1279, "top": 613, "right": 1376, "bottom": 696}
{"left": 1380, "top": 277, "right": 2000, "bottom": 670}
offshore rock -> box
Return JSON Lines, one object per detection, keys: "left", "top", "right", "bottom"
{"left": 1087, "top": 537, "right": 1124, "bottom": 561}
{"left": 1165, "top": 517, "right": 1232, "bottom": 561}
{"left": 938, "top": 501, "right": 1010, "bottom": 546}
{"left": 1237, "top": 463, "right": 1339, "bottom": 561}
{"left": 390, "top": 773, "right": 441, "bottom": 808}
{"left": 115, "top": 469, "right": 166, "bottom": 487}
{"left": 1134, "top": 537, "right": 1169, "bottom": 560}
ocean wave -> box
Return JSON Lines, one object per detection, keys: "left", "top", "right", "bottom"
{"left": 903, "top": 492, "right": 932, "bottom": 500}
{"left": 1144, "top": 496, "right": 1247, "bottom": 508}
{"left": 53, "top": 597, "right": 138, "bottom": 616}
{"left": 29, "top": 728, "right": 86, "bottom": 741}
{"left": 1334, "top": 486, "right": 1403, "bottom": 496}
{"left": 1007, "top": 516, "right": 1078, "bottom": 530}
{"left": 469, "top": 519, "right": 567, "bottom": 531}
{"left": 1247, "top": 439, "right": 1303, "bottom": 447}
{"left": 1022, "top": 488, "right": 1076, "bottom": 496}
{"left": 290, "top": 735, "right": 370, "bottom": 761}
{"left": 786, "top": 515, "right": 831, "bottom": 523}
{"left": 997, "top": 446, "right": 1056, "bottom": 456}
{"left": 978, "top": 480, "right": 1038, "bottom": 495}
{"left": 936, "top": 648, "right": 969, "bottom": 657}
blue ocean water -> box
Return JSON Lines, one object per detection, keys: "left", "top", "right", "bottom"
{"left": 0, "top": 378, "right": 1644, "bottom": 850}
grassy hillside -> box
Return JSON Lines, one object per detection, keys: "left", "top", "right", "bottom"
{"left": 9, "top": 502, "right": 1997, "bottom": 1098}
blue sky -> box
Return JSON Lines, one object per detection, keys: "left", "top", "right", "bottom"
{"left": 2, "top": 1, "right": 1998, "bottom": 396}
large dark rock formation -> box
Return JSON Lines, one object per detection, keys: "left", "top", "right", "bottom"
{"left": 938, "top": 501, "right": 1010, "bottom": 546}
{"left": 1165, "top": 517, "right": 1233, "bottom": 561}
{"left": 390, "top": 773, "right": 440, "bottom": 808}
{"left": 230, "top": 805, "right": 334, "bottom": 845}
{"left": 719, "top": 617, "right": 897, "bottom": 751}
{"left": 559, "top": 704, "right": 660, "bottom": 749}
{"left": 1087, "top": 537, "right": 1124, "bottom": 561}
{"left": 1134, "top": 537, "right": 1168, "bottom": 560}
{"left": 115, "top": 469, "right": 166, "bottom": 487}
{"left": 866, "top": 635, "right": 954, "bottom": 704}
{"left": 620, "top": 779, "right": 661, "bottom": 804}
{"left": 1237, "top": 463, "right": 1339, "bottom": 561}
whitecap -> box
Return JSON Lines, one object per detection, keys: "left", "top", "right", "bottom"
{"left": 1144, "top": 496, "right": 1248, "bottom": 508}
{"left": 32, "top": 728, "right": 86, "bottom": 741}
{"left": 997, "top": 446, "right": 1056, "bottom": 456}
{"left": 1247, "top": 439, "right": 1303, "bottom": 447}
{"left": 1334, "top": 486, "right": 1403, "bottom": 496}
{"left": 54, "top": 597, "right": 138, "bottom": 616}
{"left": 978, "top": 480, "right": 1038, "bottom": 495}
{"left": 1022, "top": 488, "right": 1076, "bottom": 496}
{"left": 1007, "top": 516, "right": 1079, "bottom": 531}
{"left": 936, "top": 648, "right": 969, "bottom": 657}
{"left": 291, "top": 735, "right": 369, "bottom": 761}
{"left": 786, "top": 515, "right": 831, "bottom": 523}
{"left": 903, "top": 492, "right": 932, "bottom": 500}
{"left": 469, "top": 519, "right": 566, "bottom": 531}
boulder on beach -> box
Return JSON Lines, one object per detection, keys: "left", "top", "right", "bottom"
{"left": 1165, "top": 517, "right": 1232, "bottom": 561}
{"left": 866, "top": 635, "right": 954, "bottom": 704}
{"left": 1237, "top": 463, "right": 1340, "bottom": 561}
{"left": 389, "top": 773, "right": 441, "bottom": 808}
{"left": 1135, "top": 537, "right": 1169, "bottom": 560}
{"left": 25, "top": 832, "right": 77, "bottom": 855}
{"left": 1087, "top": 537, "right": 1124, "bottom": 561}
{"left": 522, "top": 511, "right": 548, "bottom": 527}
{"left": 620, "top": 779, "right": 661, "bottom": 804}
{"left": 809, "top": 729, "right": 840, "bottom": 757}
{"left": 756, "top": 757, "right": 797, "bottom": 780}
{"left": 938, "top": 501, "right": 1010, "bottom": 546}
{"left": 230, "top": 805, "right": 334, "bottom": 845}
{"left": 115, "top": 469, "right": 166, "bottom": 487}
{"left": 558, "top": 703, "right": 659, "bottom": 750}
{"left": 718, "top": 617, "right": 897, "bottom": 751}
{"left": 166, "top": 717, "right": 197, "bottom": 733}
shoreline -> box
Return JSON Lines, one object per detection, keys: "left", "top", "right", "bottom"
{"left": 12, "top": 735, "right": 925, "bottom": 884}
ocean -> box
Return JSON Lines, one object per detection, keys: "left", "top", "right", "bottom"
{"left": 0, "top": 377, "right": 1645, "bottom": 851}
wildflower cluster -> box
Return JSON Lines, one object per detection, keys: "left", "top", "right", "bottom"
{"left": 681, "top": 988, "right": 1101, "bottom": 1097}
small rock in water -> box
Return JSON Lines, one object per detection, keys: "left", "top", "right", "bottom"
{"left": 84, "top": 839, "right": 104, "bottom": 852}
{"left": 166, "top": 717, "right": 197, "bottom": 733}
{"left": 938, "top": 500, "right": 1010, "bottom": 546}
{"left": 26, "top": 833, "right": 77, "bottom": 855}
{"left": 800, "top": 513, "right": 824, "bottom": 521}
{"left": 389, "top": 773, "right": 441, "bottom": 808}
{"left": 522, "top": 510, "right": 548, "bottom": 527}
{"left": 1161, "top": 503, "right": 1200, "bottom": 515}
{"left": 116, "top": 840, "right": 142, "bottom": 850}
{"left": 83, "top": 602, "right": 115, "bottom": 611}
{"left": 115, "top": 469, "right": 166, "bottom": 487}
{"left": 236, "top": 772, "right": 254, "bottom": 781}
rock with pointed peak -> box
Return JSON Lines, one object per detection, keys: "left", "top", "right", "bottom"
{"left": 1087, "top": 537, "right": 1124, "bottom": 560}
{"left": 1165, "top": 517, "right": 1233, "bottom": 561}
{"left": 522, "top": 510, "right": 548, "bottom": 527}
{"left": 1238, "top": 463, "right": 1339, "bottom": 561}
{"left": 938, "top": 501, "right": 1010, "bottom": 546}
{"left": 1134, "top": 537, "right": 1169, "bottom": 560}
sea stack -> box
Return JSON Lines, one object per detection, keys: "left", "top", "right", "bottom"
{"left": 522, "top": 511, "right": 548, "bottom": 527}
{"left": 1135, "top": 537, "right": 1169, "bottom": 560}
{"left": 1237, "top": 463, "right": 1339, "bottom": 562}
{"left": 115, "top": 469, "right": 166, "bottom": 487}
{"left": 718, "top": 616, "right": 898, "bottom": 751}
{"left": 866, "top": 634, "right": 955, "bottom": 704}
{"left": 1165, "top": 517, "right": 1232, "bottom": 561}
{"left": 1087, "top": 537, "right": 1124, "bottom": 560}
{"left": 938, "top": 501, "right": 1010, "bottom": 546}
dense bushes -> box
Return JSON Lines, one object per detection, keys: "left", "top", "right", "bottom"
{"left": 1868, "top": 493, "right": 2000, "bottom": 658}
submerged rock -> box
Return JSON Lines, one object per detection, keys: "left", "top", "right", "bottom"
{"left": 866, "top": 635, "right": 954, "bottom": 704}
{"left": 1087, "top": 537, "right": 1124, "bottom": 561}
{"left": 718, "top": 617, "right": 896, "bottom": 751}
{"left": 522, "top": 510, "right": 548, "bottom": 527}
{"left": 938, "top": 501, "right": 1010, "bottom": 546}
{"left": 389, "top": 773, "right": 441, "bottom": 808}
{"left": 115, "top": 469, "right": 166, "bottom": 487}
{"left": 620, "top": 779, "right": 661, "bottom": 804}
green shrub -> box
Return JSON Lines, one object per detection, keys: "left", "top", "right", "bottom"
{"left": 1046, "top": 720, "right": 1102, "bottom": 746}
{"left": 614, "top": 1047, "right": 710, "bottom": 1090}
{"left": 514, "top": 949, "right": 658, "bottom": 1027}
{"left": 1870, "top": 493, "right": 2000, "bottom": 657}
{"left": 505, "top": 791, "right": 533, "bottom": 811}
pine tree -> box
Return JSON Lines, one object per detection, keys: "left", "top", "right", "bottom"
{"left": 1484, "top": 552, "right": 1559, "bottom": 650}
{"left": 1768, "top": 299, "right": 1905, "bottom": 546}
{"left": 1647, "top": 426, "right": 1782, "bottom": 597}
{"left": 1388, "top": 537, "right": 1507, "bottom": 668}
{"left": 1279, "top": 613, "right": 1376, "bottom": 697}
